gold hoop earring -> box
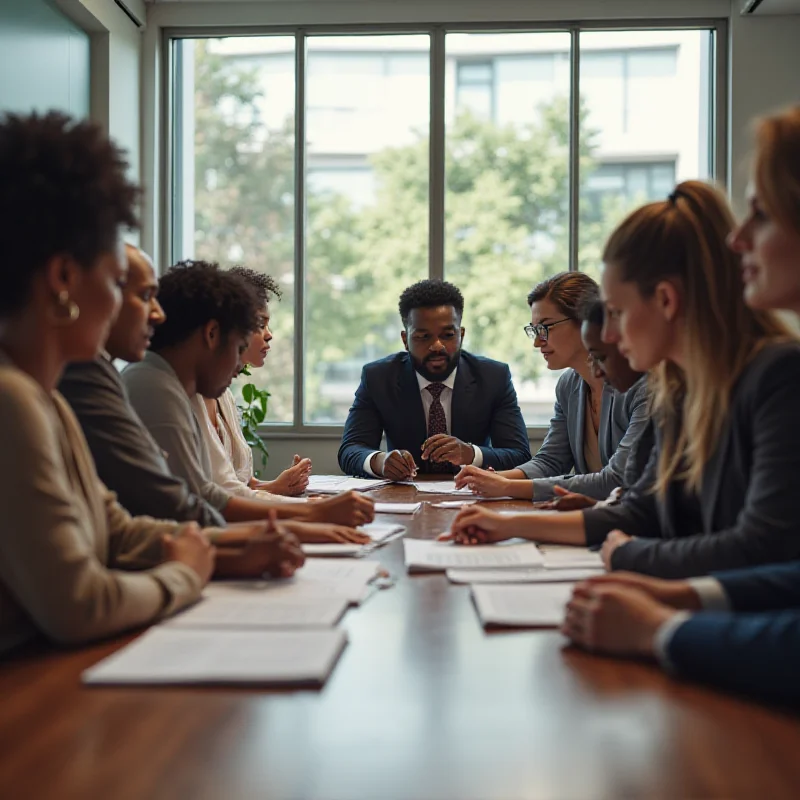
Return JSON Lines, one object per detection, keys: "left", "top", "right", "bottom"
{"left": 57, "top": 290, "right": 80, "bottom": 323}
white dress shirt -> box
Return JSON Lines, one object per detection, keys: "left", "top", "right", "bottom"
{"left": 192, "top": 390, "right": 305, "bottom": 503}
{"left": 363, "top": 367, "right": 483, "bottom": 476}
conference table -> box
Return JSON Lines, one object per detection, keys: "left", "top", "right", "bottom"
{"left": 2, "top": 483, "right": 800, "bottom": 800}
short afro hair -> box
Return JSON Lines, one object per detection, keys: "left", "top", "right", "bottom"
{"left": 228, "top": 266, "right": 282, "bottom": 305}
{"left": 398, "top": 279, "right": 464, "bottom": 327}
{"left": 581, "top": 299, "right": 605, "bottom": 327}
{"left": 527, "top": 272, "right": 599, "bottom": 320}
{"left": 0, "top": 111, "right": 139, "bottom": 316}
{"left": 149, "top": 260, "right": 262, "bottom": 352}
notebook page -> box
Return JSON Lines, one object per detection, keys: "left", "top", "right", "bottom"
{"left": 165, "top": 593, "right": 349, "bottom": 629}
{"left": 403, "top": 539, "right": 544, "bottom": 571}
{"left": 447, "top": 567, "right": 604, "bottom": 584}
{"left": 471, "top": 584, "right": 573, "bottom": 627}
{"left": 83, "top": 627, "right": 348, "bottom": 686}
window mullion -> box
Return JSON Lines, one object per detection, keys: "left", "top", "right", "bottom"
{"left": 568, "top": 26, "right": 580, "bottom": 272}
{"left": 429, "top": 27, "right": 446, "bottom": 281}
{"left": 294, "top": 29, "right": 307, "bottom": 429}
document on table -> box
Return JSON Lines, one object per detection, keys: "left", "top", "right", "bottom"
{"left": 375, "top": 502, "right": 421, "bottom": 514}
{"left": 471, "top": 584, "right": 573, "bottom": 628}
{"left": 82, "top": 627, "right": 348, "bottom": 686}
{"left": 205, "top": 559, "right": 383, "bottom": 604}
{"left": 447, "top": 567, "right": 604, "bottom": 584}
{"left": 359, "top": 521, "right": 405, "bottom": 542}
{"left": 403, "top": 538, "right": 544, "bottom": 572}
{"left": 413, "top": 481, "right": 475, "bottom": 496}
{"left": 539, "top": 545, "right": 604, "bottom": 570}
{"left": 165, "top": 593, "right": 349, "bottom": 629}
{"left": 307, "top": 475, "right": 390, "bottom": 494}
{"left": 302, "top": 543, "right": 366, "bottom": 557}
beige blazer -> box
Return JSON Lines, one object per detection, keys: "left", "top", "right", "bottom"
{"left": 0, "top": 357, "right": 202, "bottom": 654}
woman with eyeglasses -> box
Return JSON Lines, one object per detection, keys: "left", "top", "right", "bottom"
{"left": 455, "top": 271, "right": 650, "bottom": 502}
{"left": 447, "top": 179, "right": 800, "bottom": 582}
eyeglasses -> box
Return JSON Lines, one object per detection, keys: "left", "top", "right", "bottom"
{"left": 523, "top": 318, "right": 571, "bottom": 342}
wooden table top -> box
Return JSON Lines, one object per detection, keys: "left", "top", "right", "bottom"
{"left": 2, "top": 483, "right": 799, "bottom": 800}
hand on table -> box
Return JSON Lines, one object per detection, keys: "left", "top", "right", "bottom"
{"left": 579, "top": 572, "right": 703, "bottom": 611}
{"left": 163, "top": 523, "right": 215, "bottom": 585}
{"left": 600, "top": 529, "right": 634, "bottom": 569}
{"left": 437, "top": 505, "right": 514, "bottom": 545}
{"left": 561, "top": 581, "right": 680, "bottom": 658}
{"left": 285, "top": 520, "right": 371, "bottom": 545}
{"left": 533, "top": 485, "right": 597, "bottom": 511}
{"left": 255, "top": 454, "right": 311, "bottom": 496}
{"left": 372, "top": 450, "right": 418, "bottom": 481}
{"left": 306, "top": 490, "right": 375, "bottom": 527}
{"left": 454, "top": 465, "right": 511, "bottom": 497}
{"left": 421, "top": 435, "right": 474, "bottom": 466}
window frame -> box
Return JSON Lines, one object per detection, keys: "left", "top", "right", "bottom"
{"left": 163, "top": 18, "right": 728, "bottom": 437}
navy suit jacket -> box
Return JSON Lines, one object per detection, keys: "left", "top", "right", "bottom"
{"left": 337, "top": 351, "right": 531, "bottom": 477}
{"left": 668, "top": 561, "right": 800, "bottom": 706}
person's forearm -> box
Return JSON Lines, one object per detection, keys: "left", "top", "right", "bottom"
{"left": 507, "top": 510, "right": 587, "bottom": 545}
{"left": 498, "top": 468, "right": 526, "bottom": 479}
{"left": 222, "top": 496, "right": 310, "bottom": 523}
{"left": 503, "top": 479, "right": 535, "bottom": 499}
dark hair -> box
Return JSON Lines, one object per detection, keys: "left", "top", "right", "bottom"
{"left": 0, "top": 111, "right": 139, "bottom": 316}
{"left": 581, "top": 299, "right": 605, "bottom": 327}
{"left": 150, "top": 260, "right": 262, "bottom": 351}
{"left": 228, "top": 266, "right": 282, "bottom": 305}
{"left": 527, "top": 272, "right": 599, "bottom": 319}
{"left": 398, "top": 279, "right": 464, "bottom": 327}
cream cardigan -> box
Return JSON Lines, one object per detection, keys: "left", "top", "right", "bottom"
{"left": 0, "top": 358, "right": 203, "bottom": 653}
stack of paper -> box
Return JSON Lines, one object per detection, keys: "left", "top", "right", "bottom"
{"left": 307, "top": 475, "right": 389, "bottom": 494}
{"left": 403, "top": 538, "right": 544, "bottom": 572}
{"left": 374, "top": 502, "right": 421, "bottom": 514}
{"left": 83, "top": 627, "right": 348, "bottom": 686}
{"left": 413, "top": 481, "right": 475, "bottom": 496}
{"left": 471, "top": 583, "right": 573, "bottom": 628}
{"left": 447, "top": 567, "right": 603, "bottom": 584}
{"left": 206, "top": 559, "right": 382, "bottom": 604}
{"left": 165, "top": 593, "right": 349, "bottom": 629}
{"left": 540, "top": 545, "right": 604, "bottom": 570}
{"left": 301, "top": 522, "right": 405, "bottom": 558}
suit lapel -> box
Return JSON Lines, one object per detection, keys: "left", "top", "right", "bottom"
{"left": 597, "top": 383, "right": 615, "bottom": 462}
{"left": 450, "top": 355, "right": 476, "bottom": 440}
{"left": 573, "top": 377, "right": 588, "bottom": 473}
{"left": 397, "top": 356, "right": 427, "bottom": 458}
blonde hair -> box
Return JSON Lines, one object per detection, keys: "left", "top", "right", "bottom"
{"left": 753, "top": 105, "right": 800, "bottom": 237}
{"left": 603, "top": 180, "right": 794, "bottom": 497}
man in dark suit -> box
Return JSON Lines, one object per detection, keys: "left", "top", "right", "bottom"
{"left": 338, "top": 279, "right": 531, "bottom": 479}
{"left": 562, "top": 563, "right": 800, "bottom": 706}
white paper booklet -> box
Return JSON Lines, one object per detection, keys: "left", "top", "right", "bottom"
{"left": 413, "top": 481, "right": 474, "bottom": 496}
{"left": 165, "top": 592, "right": 349, "bottom": 630}
{"left": 359, "top": 521, "right": 405, "bottom": 542}
{"left": 403, "top": 538, "right": 544, "bottom": 572}
{"left": 205, "top": 559, "right": 382, "bottom": 604}
{"left": 83, "top": 627, "right": 348, "bottom": 686}
{"left": 447, "top": 567, "right": 604, "bottom": 584}
{"left": 307, "top": 475, "right": 389, "bottom": 494}
{"left": 471, "top": 583, "right": 573, "bottom": 628}
{"left": 374, "top": 502, "right": 421, "bottom": 514}
{"left": 539, "top": 545, "right": 604, "bottom": 570}
{"left": 302, "top": 543, "right": 366, "bottom": 557}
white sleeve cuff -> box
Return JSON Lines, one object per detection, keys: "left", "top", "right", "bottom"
{"left": 470, "top": 445, "right": 483, "bottom": 468}
{"left": 363, "top": 451, "right": 381, "bottom": 477}
{"left": 652, "top": 611, "right": 692, "bottom": 674}
{"left": 688, "top": 577, "right": 730, "bottom": 611}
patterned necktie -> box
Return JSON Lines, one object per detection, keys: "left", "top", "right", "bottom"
{"left": 425, "top": 382, "right": 451, "bottom": 473}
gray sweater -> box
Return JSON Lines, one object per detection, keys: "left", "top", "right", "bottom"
{"left": 122, "top": 352, "right": 231, "bottom": 513}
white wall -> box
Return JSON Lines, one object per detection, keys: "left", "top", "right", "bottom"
{"left": 56, "top": 0, "right": 145, "bottom": 191}
{"left": 0, "top": 0, "right": 90, "bottom": 118}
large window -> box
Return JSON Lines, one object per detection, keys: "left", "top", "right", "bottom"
{"left": 171, "top": 25, "right": 720, "bottom": 428}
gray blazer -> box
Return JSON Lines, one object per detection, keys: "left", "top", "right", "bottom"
{"left": 58, "top": 356, "right": 225, "bottom": 528}
{"left": 517, "top": 371, "right": 650, "bottom": 500}
{"left": 583, "top": 342, "right": 800, "bottom": 578}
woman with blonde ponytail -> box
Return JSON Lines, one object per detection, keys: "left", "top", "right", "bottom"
{"left": 447, "top": 178, "right": 800, "bottom": 580}
{"left": 553, "top": 106, "right": 800, "bottom": 707}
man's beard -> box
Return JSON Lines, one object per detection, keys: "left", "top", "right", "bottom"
{"left": 413, "top": 348, "right": 461, "bottom": 383}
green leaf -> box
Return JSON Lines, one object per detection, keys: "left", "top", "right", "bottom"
{"left": 241, "top": 383, "right": 255, "bottom": 404}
